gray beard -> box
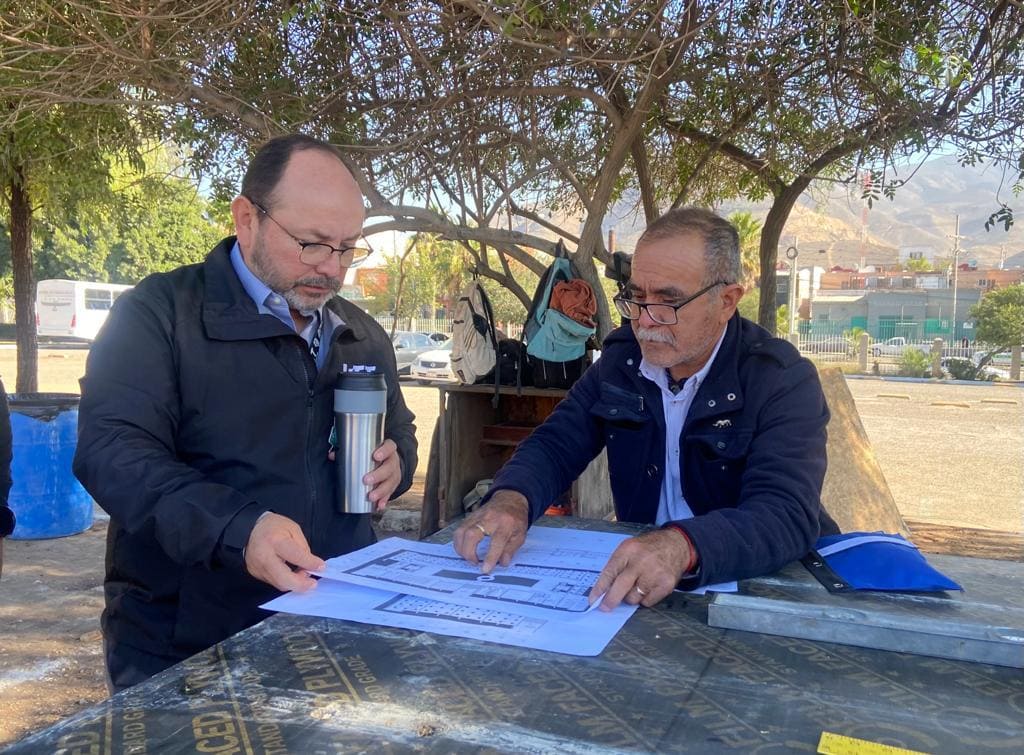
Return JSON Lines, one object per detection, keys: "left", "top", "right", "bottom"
{"left": 250, "top": 233, "right": 341, "bottom": 311}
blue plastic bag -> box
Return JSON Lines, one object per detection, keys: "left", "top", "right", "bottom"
{"left": 802, "top": 532, "right": 962, "bottom": 593}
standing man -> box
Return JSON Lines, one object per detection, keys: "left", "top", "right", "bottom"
{"left": 455, "top": 207, "right": 836, "bottom": 608}
{"left": 74, "top": 134, "right": 417, "bottom": 691}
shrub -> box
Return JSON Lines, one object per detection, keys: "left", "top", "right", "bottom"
{"left": 944, "top": 358, "right": 996, "bottom": 381}
{"left": 898, "top": 348, "right": 931, "bottom": 377}
{"left": 845, "top": 327, "right": 866, "bottom": 352}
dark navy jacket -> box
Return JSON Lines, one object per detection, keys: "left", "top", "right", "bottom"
{"left": 488, "top": 314, "right": 837, "bottom": 588}
{"left": 74, "top": 238, "right": 417, "bottom": 662}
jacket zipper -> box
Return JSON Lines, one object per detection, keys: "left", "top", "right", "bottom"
{"left": 297, "top": 339, "right": 318, "bottom": 548}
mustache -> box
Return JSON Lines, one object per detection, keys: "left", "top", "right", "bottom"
{"left": 635, "top": 327, "right": 675, "bottom": 345}
{"left": 294, "top": 277, "right": 341, "bottom": 293}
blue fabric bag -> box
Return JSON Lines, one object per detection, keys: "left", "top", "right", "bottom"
{"left": 528, "top": 308, "right": 593, "bottom": 362}
{"left": 522, "top": 242, "right": 596, "bottom": 389}
{"left": 801, "top": 532, "right": 962, "bottom": 593}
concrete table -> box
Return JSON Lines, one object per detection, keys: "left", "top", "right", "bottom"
{"left": 10, "top": 519, "right": 1024, "bottom": 753}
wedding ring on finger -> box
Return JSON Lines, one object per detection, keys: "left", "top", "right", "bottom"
{"left": 474, "top": 523, "right": 491, "bottom": 538}
{"left": 634, "top": 585, "right": 647, "bottom": 597}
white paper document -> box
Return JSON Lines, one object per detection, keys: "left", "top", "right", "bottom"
{"left": 262, "top": 577, "right": 637, "bottom": 656}
{"left": 261, "top": 526, "right": 733, "bottom": 656}
{"left": 314, "top": 528, "right": 633, "bottom": 621}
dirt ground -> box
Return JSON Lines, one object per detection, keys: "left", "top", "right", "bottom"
{"left": 0, "top": 348, "right": 1021, "bottom": 747}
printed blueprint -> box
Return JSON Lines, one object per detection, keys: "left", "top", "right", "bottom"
{"left": 262, "top": 577, "right": 637, "bottom": 656}
{"left": 313, "top": 528, "right": 632, "bottom": 621}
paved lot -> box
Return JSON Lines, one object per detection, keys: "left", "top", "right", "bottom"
{"left": 841, "top": 377, "right": 1022, "bottom": 532}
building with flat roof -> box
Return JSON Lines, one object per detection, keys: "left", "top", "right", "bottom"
{"left": 810, "top": 288, "right": 983, "bottom": 340}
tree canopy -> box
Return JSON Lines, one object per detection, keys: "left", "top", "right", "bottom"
{"left": 374, "top": 234, "right": 467, "bottom": 323}
{"left": 970, "top": 284, "right": 1024, "bottom": 362}
{"left": 33, "top": 145, "right": 225, "bottom": 284}
{"left": 1, "top": 0, "right": 1022, "bottom": 349}
{"left": 0, "top": 83, "right": 147, "bottom": 388}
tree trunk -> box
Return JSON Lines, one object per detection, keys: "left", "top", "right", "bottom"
{"left": 390, "top": 240, "right": 415, "bottom": 338}
{"left": 631, "top": 138, "right": 659, "bottom": 224}
{"left": 8, "top": 167, "right": 37, "bottom": 393}
{"left": 573, "top": 226, "right": 614, "bottom": 338}
{"left": 575, "top": 87, "right": 667, "bottom": 339}
{"left": 756, "top": 185, "right": 806, "bottom": 333}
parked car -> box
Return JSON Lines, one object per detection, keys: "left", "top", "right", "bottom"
{"left": 421, "top": 331, "right": 450, "bottom": 344}
{"left": 806, "top": 335, "right": 854, "bottom": 356}
{"left": 870, "top": 337, "right": 910, "bottom": 357}
{"left": 392, "top": 331, "right": 438, "bottom": 374}
{"left": 410, "top": 338, "right": 455, "bottom": 384}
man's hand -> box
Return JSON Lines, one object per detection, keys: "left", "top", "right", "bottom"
{"left": 453, "top": 490, "right": 529, "bottom": 574}
{"left": 588, "top": 528, "right": 695, "bottom": 611}
{"left": 364, "top": 439, "right": 402, "bottom": 512}
{"left": 244, "top": 513, "right": 325, "bottom": 592}
{"left": 327, "top": 439, "right": 403, "bottom": 512}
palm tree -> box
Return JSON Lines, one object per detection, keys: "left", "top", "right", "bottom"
{"left": 727, "top": 211, "right": 762, "bottom": 285}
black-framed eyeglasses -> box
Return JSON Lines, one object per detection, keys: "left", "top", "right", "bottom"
{"left": 247, "top": 197, "right": 374, "bottom": 268}
{"left": 613, "top": 281, "right": 730, "bottom": 325}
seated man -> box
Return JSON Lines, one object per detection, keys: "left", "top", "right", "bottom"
{"left": 454, "top": 207, "right": 837, "bottom": 609}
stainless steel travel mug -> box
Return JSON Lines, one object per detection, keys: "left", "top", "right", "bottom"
{"left": 334, "top": 372, "right": 387, "bottom": 514}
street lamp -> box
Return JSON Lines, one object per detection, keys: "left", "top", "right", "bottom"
{"left": 949, "top": 214, "right": 962, "bottom": 344}
{"left": 785, "top": 246, "right": 799, "bottom": 335}
{"left": 784, "top": 245, "right": 827, "bottom": 337}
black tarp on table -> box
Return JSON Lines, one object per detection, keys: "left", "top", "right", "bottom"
{"left": 11, "top": 519, "right": 1024, "bottom": 753}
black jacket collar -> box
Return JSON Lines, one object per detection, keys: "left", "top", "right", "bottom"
{"left": 200, "top": 236, "right": 369, "bottom": 345}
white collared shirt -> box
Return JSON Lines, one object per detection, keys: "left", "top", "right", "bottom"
{"left": 638, "top": 327, "right": 728, "bottom": 525}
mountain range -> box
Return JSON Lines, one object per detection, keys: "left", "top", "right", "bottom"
{"left": 602, "top": 155, "right": 1024, "bottom": 271}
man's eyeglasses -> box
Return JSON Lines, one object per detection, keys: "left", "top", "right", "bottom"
{"left": 247, "top": 197, "right": 374, "bottom": 268}
{"left": 613, "top": 281, "right": 730, "bottom": 325}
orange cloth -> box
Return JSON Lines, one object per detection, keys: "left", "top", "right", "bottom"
{"left": 550, "top": 279, "right": 597, "bottom": 328}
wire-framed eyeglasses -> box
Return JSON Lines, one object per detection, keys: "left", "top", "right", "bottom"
{"left": 613, "top": 281, "right": 730, "bottom": 325}
{"left": 247, "top": 197, "right": 374, "bottom": 268}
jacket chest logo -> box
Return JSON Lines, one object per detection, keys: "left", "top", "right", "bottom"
{"left": 712, "top": 419, "right": 732, "bottom": 429}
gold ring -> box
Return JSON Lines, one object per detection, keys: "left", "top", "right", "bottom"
{"left": 474, "top": 523, "right": 491, "bottom": 537}
{"left": 635, "top": 585, "right": 647, "bottom": 596}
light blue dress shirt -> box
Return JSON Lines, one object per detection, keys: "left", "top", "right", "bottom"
{"left": 229, "top": 242, "right": 341, "bottom": 370}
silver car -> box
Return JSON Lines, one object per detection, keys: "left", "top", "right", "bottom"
{"left": 392, "top": 331, "right": 437, "bottom": 374}
{"left": 410, "top": 338, "right": 455, "bottom": 384}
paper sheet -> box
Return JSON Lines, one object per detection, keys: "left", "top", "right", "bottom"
{"left": 262, "top": 578, "right": 637, "bottom": 656}
{"left": 314, "top": 528, "right": 633, "bottom": 621}
{"left": 266, "top": 526, "right": 735, "bottom": 655}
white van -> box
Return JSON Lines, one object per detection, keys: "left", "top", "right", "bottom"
{"left": 36, "top": 279, "right": 133, "bottom": 341}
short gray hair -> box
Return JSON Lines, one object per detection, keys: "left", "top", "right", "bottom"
{"left": 638, "top": 207, "right": 741, "bottom": 286}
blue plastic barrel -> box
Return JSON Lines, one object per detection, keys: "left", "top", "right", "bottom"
{"left": 8, "top": 393, "right": 93, "bottom": 539}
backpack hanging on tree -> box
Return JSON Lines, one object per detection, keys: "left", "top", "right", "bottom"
{"left": 522, "top": 241, "right": 597, "bottom": 389}
{"left": 492, "top": 337, "right": 531, "bottom": 389}
{"left": 450, "top": 280, "right": 498, "bottom": 384}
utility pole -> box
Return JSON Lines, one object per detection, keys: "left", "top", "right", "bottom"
{"left": 786, "top": 245, "right": 799, "bottom": 335}
{"left": 949, "top": 215, "right": 963, "bottom": 342}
